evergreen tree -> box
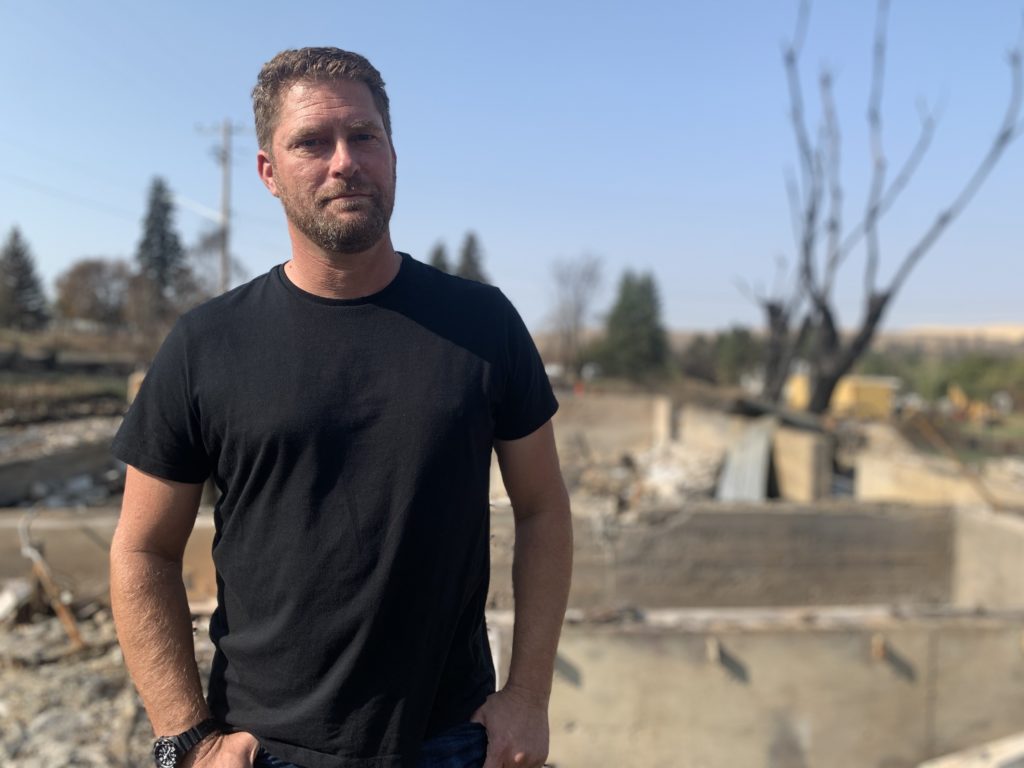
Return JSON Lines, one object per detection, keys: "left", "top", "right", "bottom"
{"left": 0, "top": 227, "right": 49, "bottom": 330}
{"left": 598, "top": 270, "right": 668, "bottom": 379}
{"left": 713, "top": 326, "right": 762, "bottom": 386}
{"left": 428, "top": 242, "right": 450, "bottom": 273}
{"left": 135, "top": 177, "right": 186, "bottom": 322}
{"left": 456, "top": 231, "right": 489, "bottom": 283}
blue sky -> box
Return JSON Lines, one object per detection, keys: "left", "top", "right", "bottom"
{"left": 1, "top": 1, "right": 1021, "bottom": 332}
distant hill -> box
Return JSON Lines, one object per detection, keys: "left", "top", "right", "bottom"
{"left": 873, "top": 325, "right": 1024, "bottom": 352}
{"left": 530, "top": 324, "right": 1024, "bottom": 363}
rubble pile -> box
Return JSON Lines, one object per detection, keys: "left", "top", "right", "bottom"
{"left": 0, "top": 604, "right": 214, "bottom": 767}
{"left": 985, "top": 456, "right": 1024, "bottom": 487}
{"left": 634, "top": 443, "right": 722, "bottom": 504}
{"left": 19, "top": 468, "right": 126, "bottom": 510}
{"left": 0, "top": 417, "right": 121, "bottom": 464}
{"left": 570, "top": 442, "right": 722, "bottom": 518}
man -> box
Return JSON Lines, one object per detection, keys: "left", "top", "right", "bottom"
{"left": 109, "top": 47, "right": 572, "bottom": 768}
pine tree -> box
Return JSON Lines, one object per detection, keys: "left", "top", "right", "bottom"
{"left": 428, "top": 242, "right": 450, "bottom": 273}
{"left": 599, "top": 270, "right": 668, "bottom": 379}
{"left": 0, "top": 227, "right": 49, "bottom": 331}
{"left": 455, "top": 231, "right": 489, "bottom": 284}
{"left": 135, "top": 177, "right": 186, "bottom": 322}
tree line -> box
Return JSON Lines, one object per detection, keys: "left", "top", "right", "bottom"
{"left": 1, "top": 178, "right": 222, "bottom": 341}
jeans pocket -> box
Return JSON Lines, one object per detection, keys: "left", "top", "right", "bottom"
{"left": 417, "top": 722, "right": 488, "bottom": 768}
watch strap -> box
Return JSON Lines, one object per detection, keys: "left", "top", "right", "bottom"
{"left": 167, "top": 718, "right": 222, "bottom": 761}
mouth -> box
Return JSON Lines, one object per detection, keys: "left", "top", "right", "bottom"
{"left": 320, "top": 193, "right": 372, "bottom": 208}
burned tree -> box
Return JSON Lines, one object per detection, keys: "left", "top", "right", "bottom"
{"left": 757, "top": 0, "right": 1023, "bottom": 413}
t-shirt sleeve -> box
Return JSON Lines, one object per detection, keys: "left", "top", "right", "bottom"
{"left": 492, "top": 290, "right": 559, "bottom": 441}
{"left": 111, "top": 318, "right": 211, "bottom": 483}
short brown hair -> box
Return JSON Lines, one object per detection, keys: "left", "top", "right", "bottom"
{"left": 252, "top": 47, "right": 392, "bottom": 152}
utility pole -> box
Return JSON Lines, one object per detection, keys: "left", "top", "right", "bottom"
{"left": 219, "top": 119, "right": 232, "bottom": 295}
{"left": 197, "top": 119, "right": 246, "bottom": 294}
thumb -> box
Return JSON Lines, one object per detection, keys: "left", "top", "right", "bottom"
{"left": 481, "top": 743, "right": 503, "bottom": 768}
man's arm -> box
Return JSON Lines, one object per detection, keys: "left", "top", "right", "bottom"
{"left": 110, "top": 466, "right": 259, "bottom": 767}
{"left": 472, "top": 420, "right": 573, "bottom": 768}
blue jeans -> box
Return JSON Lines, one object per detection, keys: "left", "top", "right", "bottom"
{"left": 254, "top": 722, "right": 488, "bottom": 768}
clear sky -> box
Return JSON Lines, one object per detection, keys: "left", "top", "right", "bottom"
{"left": 1, "top": 1, "right": 1021, "bottom": 333}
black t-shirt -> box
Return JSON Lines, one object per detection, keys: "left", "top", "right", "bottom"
{"left": 112, "top": 254, "right": 558, "bottom": 768}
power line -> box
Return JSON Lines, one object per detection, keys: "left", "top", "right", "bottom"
{"left": 0, "top": 172, "right": 139, "bottom": 222}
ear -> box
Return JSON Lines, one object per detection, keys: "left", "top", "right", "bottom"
{"left": 257, "top": 149, "right": 280, "bottom": 197}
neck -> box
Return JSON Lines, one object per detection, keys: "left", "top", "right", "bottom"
{"left": 284, "top": 231, "right": 401, "bottom": 299}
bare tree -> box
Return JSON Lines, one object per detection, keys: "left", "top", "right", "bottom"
{"left": 550, "top": 254, "right": 602, "bottom": 376}
{"left": 189, "top": 225, "right": 248, "bottom": 300}
{"left": 55, "top": 257, "right": 132, "bottom": 332}
{"left": 757, "top": 0, "right": 1023, "bottom": 412}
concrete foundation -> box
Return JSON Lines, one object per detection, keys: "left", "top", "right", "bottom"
{"left": 487, "top": 610, "right": 1024, "bottom": 768}
{"left": 491, "top": 502, "right": 954, "bottom": 610}
{"left": 953, "top": 506, "right": 1024, "bottom": 611}
{"left": 4, "top": 500, "right": 1024, "bottom": 768}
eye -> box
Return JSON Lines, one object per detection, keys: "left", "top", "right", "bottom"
{"left": 352, "top": 133, "right": 375, "bottom": 142}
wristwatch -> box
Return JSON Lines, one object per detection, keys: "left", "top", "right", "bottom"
{"left": 152, "top": 718, "right": 222, "bottom": 767}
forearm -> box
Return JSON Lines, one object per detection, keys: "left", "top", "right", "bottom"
{"left": 110, "top": 545, "right": 209, "bottom": 735}
{"left": 505, "top": 501, "right": 573, "bottom": 704}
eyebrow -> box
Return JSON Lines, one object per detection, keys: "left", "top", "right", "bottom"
{"left": 289, "top": 118, "right": 382, "bottom": 137}
{"left": 344, "top": 119, "right": 383, "bottom": 133}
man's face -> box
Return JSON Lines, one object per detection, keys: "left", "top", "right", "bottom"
{"left": 257, "top": 78, "right": 396, "bottom": 254}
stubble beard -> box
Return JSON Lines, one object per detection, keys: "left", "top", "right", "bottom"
{"left": 279, "top": 175, "right": 395, "bottom": 255}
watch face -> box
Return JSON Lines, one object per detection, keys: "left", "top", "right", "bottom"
{"left": 153, "top": 737, "right": 180, "bottom": 768}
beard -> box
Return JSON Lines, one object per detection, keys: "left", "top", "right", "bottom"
{"left": 278, "top": 174, "right": 395, "bottom": 254}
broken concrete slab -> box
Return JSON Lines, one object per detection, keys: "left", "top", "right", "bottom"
{"left": 0, "top": 578, "right": 33, "bottom": 623}
{"left": 918, "top": 731, "right": 1024, "bottom": 767}
{"left": 856, "top": 451, "right": 1024, "bottom": 510}
{"left": 773, "top": 426, "right": 833, "bottom": 502}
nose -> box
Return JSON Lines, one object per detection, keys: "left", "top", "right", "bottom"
{"left": 329, "top": 139, "right": 358, "bottom": 178}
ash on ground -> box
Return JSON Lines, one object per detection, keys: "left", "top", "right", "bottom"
{"left": 0, "top": 604, "right": 214, "bottom": 767}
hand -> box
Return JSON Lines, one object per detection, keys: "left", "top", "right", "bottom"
{"left": 470, "top": 685, "right": 550, "bottom": 768}
{"left": 182, "top": 731, "right": 261, "bottom": 768}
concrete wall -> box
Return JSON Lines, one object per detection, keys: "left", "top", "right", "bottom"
{"left": 677, "top": 405, "right": 750, "bottom": 458}
{"left": 553, "top": 392, "right": 671, "bottom": 459}
{"left": 856, "top": 452, "right": 1024, "bottom": 510}
{"left": 953, "top": 507, "right": 1024, "bottom": 611}
{"left": 3, "top": 502, "right": 955, "bottom": 612}
{"left": 0, "top": 509, "right": 215, "bottom": 605}
{"left": 0, "top": 442, "right": 117, "bottom": 507}
{"left": 490, "top": 503, "right": 955, "bottom": 610}
{"left": 487, "top": 611, "right": 1024, "bottom": 768}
